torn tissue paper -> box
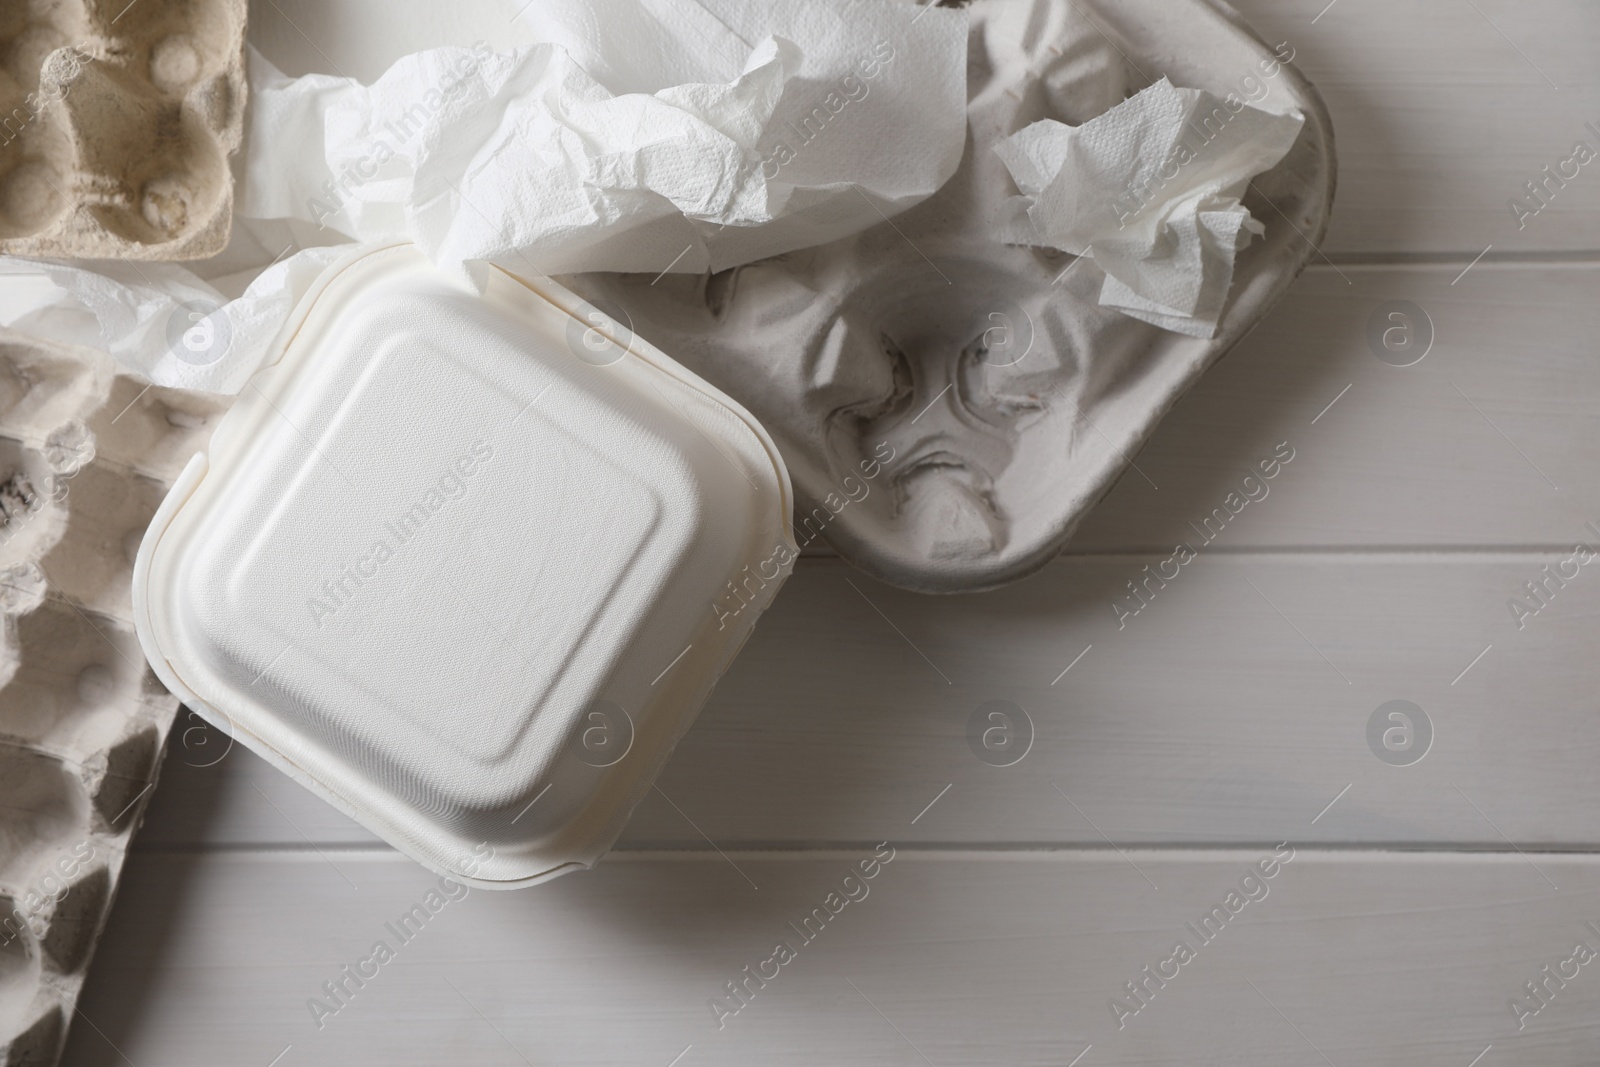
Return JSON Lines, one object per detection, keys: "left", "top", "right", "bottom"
{"left": 994, "top": 77, "right": 1304, "bottom": 338}
{"left": 2, "top": 0, "right": 967, "bottom": 393}
{"left": 1, "top": 244, "right": 349, "bottom": 394}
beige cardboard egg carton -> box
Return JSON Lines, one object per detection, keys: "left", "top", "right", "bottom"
{"left": 0, "top": 0, "right": 248, "bottom": 260}
{"left": 0, "top": 327, "right": 227, "bottom": 1065}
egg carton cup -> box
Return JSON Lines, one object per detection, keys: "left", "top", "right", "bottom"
{"left": 0, "top": 327, "right": 221, "bottom": 1066}
{"left": 568, "top": 0, "right": 1337, "bottom": 593}
{"left": 0, "top": 0, "right": 248, "bottom": 261}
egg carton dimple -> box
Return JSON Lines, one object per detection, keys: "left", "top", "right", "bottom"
{"left": 0, "top": 0, "right": 248, "bottom": 260}
{"left": 0, "top": 328, "right": 223, "bottom": 1067}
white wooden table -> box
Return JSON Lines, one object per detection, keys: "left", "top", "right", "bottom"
{"left": 61, "top": 1, "right": 1600, "bottom": 1064}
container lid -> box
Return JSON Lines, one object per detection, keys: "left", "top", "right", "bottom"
{"left": 133, "top": 244, "right": 795, "bottom": 887}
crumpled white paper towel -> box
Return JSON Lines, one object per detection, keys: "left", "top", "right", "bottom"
{"left": 994, "top": 77, "right": 1304, "bottom": 338}
{"left": 0, "top": 244, "right": 347, "bottom": 393}
{"left": 1, "top": 0, "right": 966, "bottom": 393}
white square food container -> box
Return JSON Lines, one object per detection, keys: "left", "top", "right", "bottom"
{"left": 132, "top": 244, "right": 795, "bottom": 888}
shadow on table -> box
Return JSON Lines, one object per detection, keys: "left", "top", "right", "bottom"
{"left": 60, "top": 719, "right": 230, "bottom": 1067}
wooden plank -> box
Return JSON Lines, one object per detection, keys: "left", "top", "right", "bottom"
{"left": 1234, "top": 0, "right": 1600, "bottom": 255}
{"left": 1069, "top": 263, "right": 1600, "bottom": 551}
{"left": 64, "top": 849, "right": 1600, "bottom": 1066}
{"left": 247, "top": 0, "right": 1600, "bottom": 255}
{"left": 10, "top": 260, "right": 1600, "bottom": 554}
{"left": 136, "top": 552, "right": 1600, "bottom": 850}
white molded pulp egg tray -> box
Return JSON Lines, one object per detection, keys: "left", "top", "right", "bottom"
{"left": 133, "top": 244, "right": 795, "bottom": 889}
{"left": 567, "top": 0, "right": 1336, "bottom": 594}
{"left": 0, "top": 327, "right": 214, "bottom": 1065}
